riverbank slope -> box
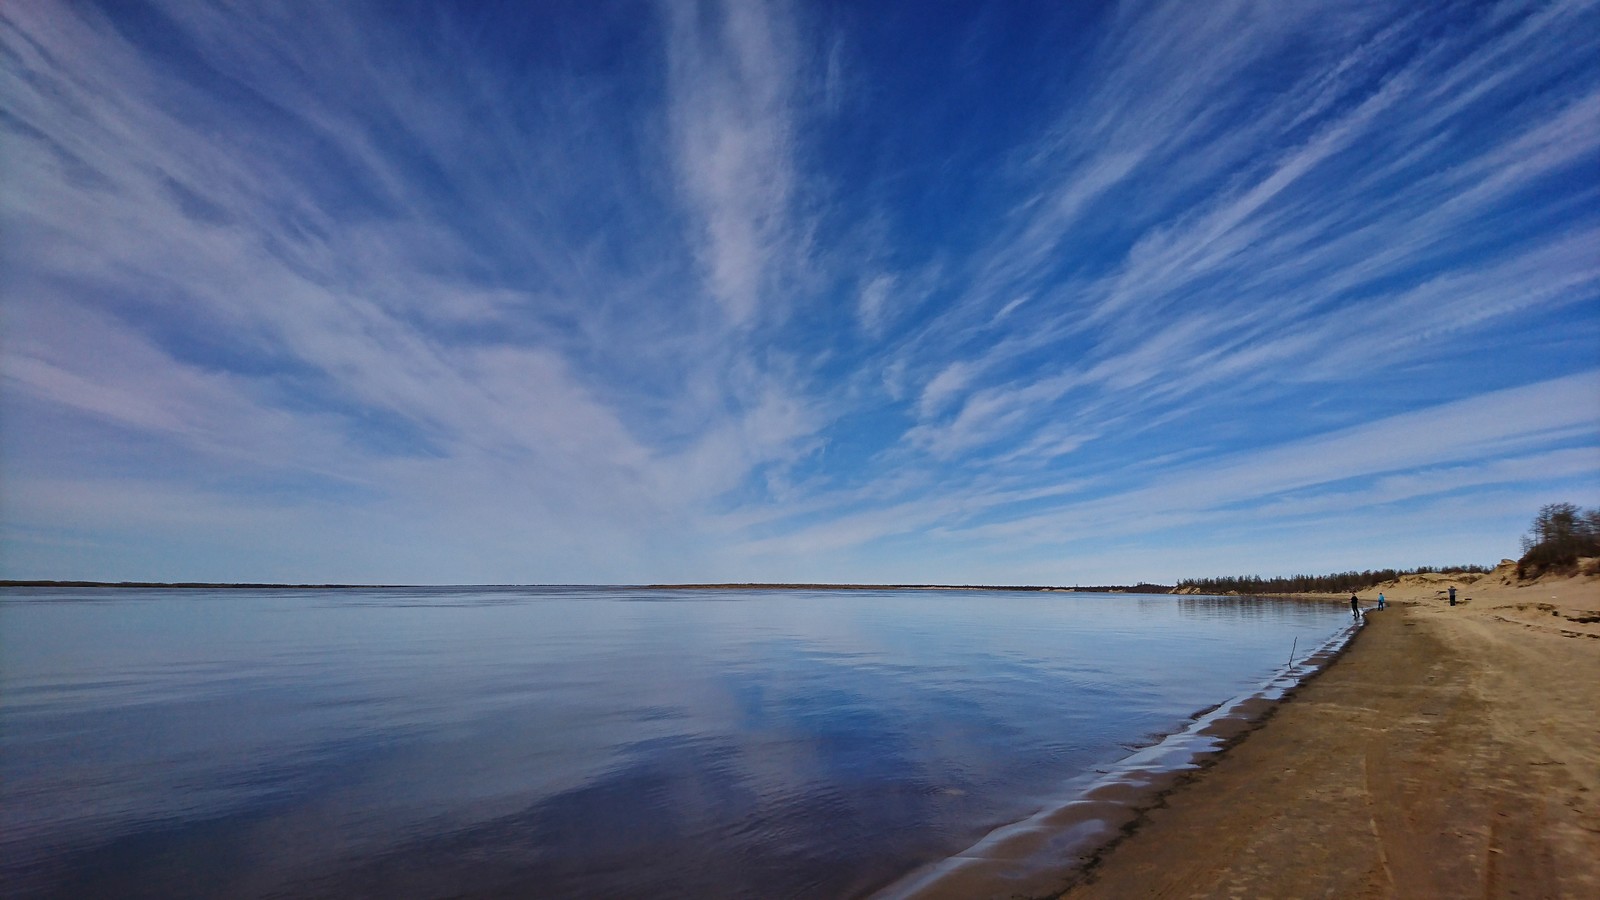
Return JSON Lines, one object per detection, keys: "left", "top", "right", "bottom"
{"left": 1054, "top": 571, "right": 1600, "bottom": 898}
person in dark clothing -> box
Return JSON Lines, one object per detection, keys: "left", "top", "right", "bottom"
{"left": 1350, "top": 594, "right": 1360, "bottom": 618}
{"left": 1448, "top": 586, "right": 1457, "bottom": 606}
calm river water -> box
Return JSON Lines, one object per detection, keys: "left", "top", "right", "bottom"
{"left": 1, "top": 586, "right": 1348, "bottom": 898}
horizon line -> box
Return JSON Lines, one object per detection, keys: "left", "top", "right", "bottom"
{"left": 1, "top": 579, "right": 1173, "bottom": 592}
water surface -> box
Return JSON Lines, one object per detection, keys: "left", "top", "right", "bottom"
{"left": 1, "top": 586, "right": 1347, "bottom": 898}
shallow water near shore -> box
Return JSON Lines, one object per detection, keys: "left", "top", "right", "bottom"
{"left": 1, "top": 586, "right": 1349, "bottom": 898}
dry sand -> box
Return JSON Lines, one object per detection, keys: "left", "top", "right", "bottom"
{"left": 1047, "top": 563, "right": 1600, "bottom": 899}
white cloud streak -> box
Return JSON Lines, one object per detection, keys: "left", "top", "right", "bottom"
{"left": 1, "top": 0, "right": 1595, "bottom": 582}
{"left": 889, "top": 0, "right": 1600, "bottom": 476}
{"left": 664, "top": 0, "right": 805, "bottom": 326}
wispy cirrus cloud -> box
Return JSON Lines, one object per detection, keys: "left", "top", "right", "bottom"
{"left": 663, "top": 0, "right": 808, "bottom": 327}
{"left": 961, "top": 371, "right": 1600, "bottom": 544}
{"left": 750, "top": 372, "right": 1599, "bottom": 585}
{"left": 886, "top": 0, "right": 1599, "bottom": 470}
{"left": 1, "top": 0, "right": 832, "bottom": 580}
{"left": 2, "top": 0, "right": 1595, "bottom": 583}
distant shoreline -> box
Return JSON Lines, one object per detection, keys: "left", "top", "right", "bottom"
{"left": 641, "top": 582, "right": 1176, "bottom": 593}
{"left": 1, "top": 580, "right": 1176, "bottom": 593}
{"left": 0, "top": 580, "right": 401, "bottom": 589}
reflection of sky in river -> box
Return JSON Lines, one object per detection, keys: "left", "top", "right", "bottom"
{"left": 1, "top": 588, "right": 1346, "bottom": 898}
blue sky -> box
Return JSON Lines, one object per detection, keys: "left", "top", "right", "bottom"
{"left": 2, "top": 0, "right": 1597, "bottom": 585}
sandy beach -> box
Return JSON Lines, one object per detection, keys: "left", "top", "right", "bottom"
{"left": 1048, "top": 565, "right": 1600, "bottom": 899}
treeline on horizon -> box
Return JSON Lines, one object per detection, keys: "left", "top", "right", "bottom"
{"left": 12, "top": 505, "right": 1591, "bottom": 594}
{"left": 647, "top": 582, "right": 1177, "bottom": 593}
{"left": 1174, "top": 564, "right": 1493, "bottom": 596}
{"left": 1180, "top": 501, "right": 1600, "bottom": 594}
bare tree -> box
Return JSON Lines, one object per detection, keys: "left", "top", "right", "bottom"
{"left": 1518, "top": 502, "right": 1600, "bottom": 576}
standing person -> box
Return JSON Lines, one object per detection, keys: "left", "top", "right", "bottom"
{"left": 1448, "top": 586, "right": 1457, "bottom": 606}
{"left": 1378, "top": 592, "right": 1386, "bottom": 609}
{"left": 1351, "top": 594, "right": 1360, "bottom": 619}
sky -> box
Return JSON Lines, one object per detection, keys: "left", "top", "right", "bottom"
{"left": 2, "top": 0, "right": 1597, "bottom": 586}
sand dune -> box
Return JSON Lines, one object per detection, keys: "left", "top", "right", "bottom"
{"left": 1358, "top": 557, "right": 1599, "bottom": 604}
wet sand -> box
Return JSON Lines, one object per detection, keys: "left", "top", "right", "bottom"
{"left": 1052, "top": 571, "right": 1600, "bottom": 899}
{"left": 874, "top": 616, "right": 1361, "bottom": 900}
